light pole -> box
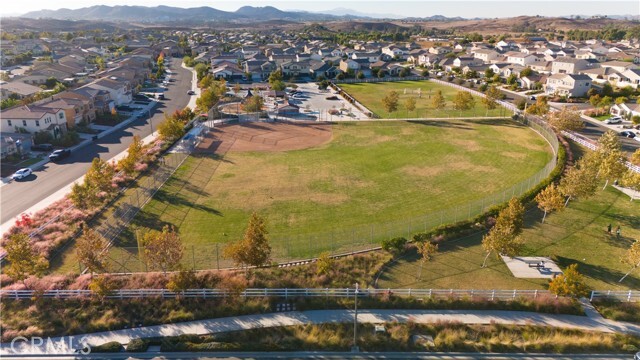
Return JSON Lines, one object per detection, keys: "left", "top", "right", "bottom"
{"left": 352, "top": 282, "right": 359, "bottom": 352}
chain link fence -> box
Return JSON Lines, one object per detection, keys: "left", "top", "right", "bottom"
{"left": 85, "top": 113, "right": 560, "bottom": 274}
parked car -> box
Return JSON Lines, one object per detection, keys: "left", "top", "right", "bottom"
{"left": 11, "top": 168, "right": 32, "bottom": 180}
{"left": 187, "top": 90, "right": 195, "bottom": 95}
{"left": 31, "top": 143, "right": 53, "bottom": 152}
{"left": 157, "top": 93, "right": 165, "bottom": 100}
{"left": 49, "top": 149, "right": 71, "bottom": 162}
{"left": 620, "top": 131, "right": 636, "bottom": 138}
{"left": 635, "top": 351, "right": 640, "bottom": 360}
{"left": 530, "top": 96, "right": 537, "bottom": 101}
{"left": 604, "top": 116, "right": 622, "bottom": 124}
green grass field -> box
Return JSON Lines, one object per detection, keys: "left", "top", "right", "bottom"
{"left": 377, "top": 184, "right": 640, "bottom": 291}
{"left": 340, "top": 80, "right": 508, "bottom": 119}
{"left": 92, "top": 119, "right": 553, "bottom": 272}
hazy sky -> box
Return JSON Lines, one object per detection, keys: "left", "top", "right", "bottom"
{"left": 1, "top": 0, "right": 638, "bottom": 18}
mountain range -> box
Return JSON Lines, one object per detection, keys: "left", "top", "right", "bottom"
{"left": 20, "top": 5, "right": 373, "bottom": 22}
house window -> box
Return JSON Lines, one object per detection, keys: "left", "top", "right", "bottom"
{"left": 23, "top": 120, "right": 27, "bottom": 126}
{"left": 59, "top": 113, "right": 64, "bottom": 119}
{"left": 36, "top": 120, "right": 40, "bottom": 127}
{"left": 7, "top": 120, "right": 12, "bottom": 126}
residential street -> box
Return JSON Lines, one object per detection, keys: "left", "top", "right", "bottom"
{"left": 0, "top": 58, "right": 194, "bottom": 225}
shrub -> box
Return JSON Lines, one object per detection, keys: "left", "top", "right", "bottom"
{"left": 90, "top": 341, "right": 123, "bottom": 353}
{"left": 381, "top": 237, "right": 407, "bottom": 255}
{"left": 126, "top": 338, "right": 150, "bottom": 352}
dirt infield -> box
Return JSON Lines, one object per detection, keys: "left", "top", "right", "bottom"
{"left": 196, "top": 121, "right": 333, "bottom": 153}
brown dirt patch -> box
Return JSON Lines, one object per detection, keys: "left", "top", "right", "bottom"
{"left": 196, "top": 121, "right": 333, "bottom": 154}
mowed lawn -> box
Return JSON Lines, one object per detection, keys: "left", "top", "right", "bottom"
{"left": 377, "top": 186, "right": 640, "bottom": 291}
{"left": 120, "top": 120, "right": 551, "bottom": 264}
{"left": 340, "top": 80, "right": 508, "bottom": 119}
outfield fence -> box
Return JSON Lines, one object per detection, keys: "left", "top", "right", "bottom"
{"left": 82, "top": 113, "right": 560, "bottom": 274}
{"left": 0, "top": 287, "right": 551, "bottom": 301}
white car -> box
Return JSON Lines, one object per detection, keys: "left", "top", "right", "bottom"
{"left": 12, "top": 168, "right": 32, "bottom": 180}
{"left": 604, "top": 116, "right": 622, "bottom": 124}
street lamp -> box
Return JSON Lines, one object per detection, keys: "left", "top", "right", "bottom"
{"left": 352, "top": 282, "right": 359, "bottom": 352}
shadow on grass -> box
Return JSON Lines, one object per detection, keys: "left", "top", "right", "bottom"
{"left": 470, "top": 118, "right": 526, "bottom": 128}
{"left": 406, "top": 120, "right": 473, "bottom": 130}
{"left": 554, "top": 256, "right": 640, "bottom": 289}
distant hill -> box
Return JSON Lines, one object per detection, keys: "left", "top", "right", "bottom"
{"left": 20, "top": 5, "right": 361, "bottom": 23}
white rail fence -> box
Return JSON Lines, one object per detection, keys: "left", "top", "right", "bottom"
{"left": 590, "top": 290, "right": 640, "bottom": 302}
{"left": 1, "top": 288, "right": 551, "bottom": 301}
{"left": 562, "top": 130, "right": 640, "bottom": 174}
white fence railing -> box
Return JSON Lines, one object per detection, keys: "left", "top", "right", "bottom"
{"left": 0, "top": 288, "right": 551, "bottom": 301}
{"left": 562, "top": 130, "right": 640, "bottom": 174}
{"left": 590, "top": 290, "right": 640, "bottom": 302}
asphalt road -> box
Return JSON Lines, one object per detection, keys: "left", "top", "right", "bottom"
{"left": 0, "top": 58, "right": 193, "bottom": 224}
{"left": 500, "top": 90, "right": 640, "bottom": 154}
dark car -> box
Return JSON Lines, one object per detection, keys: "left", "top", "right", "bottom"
{"left": 49, "top": 149, "right": 71, "bottom": 162}
{"left": 620, "top": 131, "right": 636, "bottom": 138}
{"left": 31, "top": 143, "right": 54, "bottom": 152}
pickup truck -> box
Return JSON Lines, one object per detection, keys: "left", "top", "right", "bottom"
{"left": 49, "top": 149, "right": 71, "bottom": 162}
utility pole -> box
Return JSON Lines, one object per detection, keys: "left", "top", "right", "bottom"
{"left": 352, "top": 282, "right": 359, "bottom": 352}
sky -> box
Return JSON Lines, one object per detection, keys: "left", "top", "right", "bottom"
{"left": 1, "top": 0, "right": 638, "bottom": 18}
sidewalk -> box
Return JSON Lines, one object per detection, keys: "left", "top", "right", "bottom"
{"left": 3, "top": 308, "right": 639, "bottom": 355}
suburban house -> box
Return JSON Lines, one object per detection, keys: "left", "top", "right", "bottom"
{"left": 1, "top": 105, "right": 68, "bottom": 137}
{"left": 544, "top": 73, "right": 592, "bottom": 97}
{"left": 505, "top": 52, "right": 537, "bottom": 66}
{"left": 351, "top": 52, "right": 380, "bottom": 63}
{"left": 614, "top": 68, "right": 640, "bottom": 89}
{"left": 281, "top": 60, "right": 311, "bottom": 78}
{"left": 417, "top": 53, "right": 441, "bottom": 67}
{"left": 309, "top": 61, "right": 337, "bottom": 79}
{"left": 54, "top": 90, "right": 97, "bottom": 123}
{"left": 520, "top": 74, "right": 546, "bottom": 90}
{"left": 551, "top": 57, "right": 592, "bottom": 74}
{"left": 0, "top": 81, "right": 42, "bottom": 100}
{"left": 580, "top": 67, "right": 622, "bottom": 83}
{"left": 453, "top": 57, "right": 483, "bottom": 68}
{"left": 81, "top": 77, "right": 132, "bottom": 106}
{"left": 599, "top": 61, "right": 638, "bottom": 73}
{"left": 276, "top": 102, "right": 300, "bottom": 115}
{"left": 610, "top": 102, "right": 640, "bottom": 119}
{"left": 211, "top": 63, "right": 245, "bottom": 80}
{"left": 472, "top": 49, "right": 499, "bottom": 63}
{"left": 1, "top": 136, "right": 18, "bottom": 160}
{"left": 339, "top": 59, "right": 362, "bottom": 73}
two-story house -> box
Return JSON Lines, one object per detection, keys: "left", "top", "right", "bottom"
{"left": 551, "top": 57, "right": 592, "bottom": 74}
{"left": 544, "top": 73, "right": 592, "bottom": 97}
{"left": 1, "top": 105, "right": 67, "bottom": 137}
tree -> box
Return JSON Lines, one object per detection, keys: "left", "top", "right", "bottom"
{"left": 382, "top": 237, "right": 407, "bottom": 255}
{"left": 70, "top": 158, "right": 116, "bottom": 209}
{"left": 547, "top": 106, "right": 584, "bottom": 132}
{"left": 482, "top": 86, "right": 501, "bottom": 115}
{"left": 198, "top": 74, "right": 213, "bottom": 89}
{"left": 484, "top": 68, "right": 495, "bottom": 79}
{"left": 76, "top": 227, "right": 108, "bottom": 277}
{"left": 526, "top": 96, "right": 549, "bottom": 116}
{"left": 405, "top": 97, "right": 417, "bottom": 115}
{"left": 89, "top": 275, "right": 117, "bottom": 302}
{"left": 615, "top": 96, "right": 628, "bottom": 105}
{"left": 196, "top": 85, "right": 220, "bottom": 112}
{"left": 619, "top": 239, "right": 640, "bottom": 282}
{"left": 315, "top": 252, "right": 334, "bottom": 276}
{"left": 601, "top": 82, "right": 613, "bottom": 97}
{"left": 481, "top": 197, "right": 525, "bottom": 267}
{"left": 138, "top": 226, "right": 184, "bottom": 274}
{"left": 167, "top": 267, "right": 198, "bottom": 293}
{"left": 193, "top": 63, "right": 209, "bottom": 81}
{"left": 270, "top": 80, "right": 286, "bottom": 91}
{"left": 223, "top": 212, "right": 271, "bottom": 269}
{"left": 453, "top": 91, "right": 475, "bottom": 111}
{"left": 356, "top": 71, "right": 365, "bottom": 79}
{"left": 596, "top": 130, "right": 627, "bottom": 189}
{"left": 118, "top": 135, "right": 143, "bottom": 175}
{"left": 157, "top": 114, "right": 185, "bottom": 142}
{"left": 548, "top": 264, "right": 589, "bottom": 298}
{"left": 4, "top": 233, "right": 48, "bottom": 284}
{"left": 416, "top": 241, "right": 438, "bottom": 279}
{"left": 382, "top": 91, "right": 400, "bottom": 114}
{"left": 520, "top": 67, "right": 532, "bottom": 77}
{"left": 535, "top": 184, "right": 565, "bottom": 223}
{"left": 631, "top": 149, "right": 640, "bottom": 166}
{"left": 558, "top": 154, "right": 599, "bottom": 205}
{"left": 243, "top": 95, "right": 264, "bottom": 113}
{"left": 431, "top": 90, "right": 446, "bottom": 110}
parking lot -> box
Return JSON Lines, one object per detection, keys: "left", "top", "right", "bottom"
{"left": 260, "top": 82, "right": 370, "bottom": 122}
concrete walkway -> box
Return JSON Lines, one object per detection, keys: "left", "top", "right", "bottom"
{"left": 3, "top": 309, "right": 640, "bottom": 355}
